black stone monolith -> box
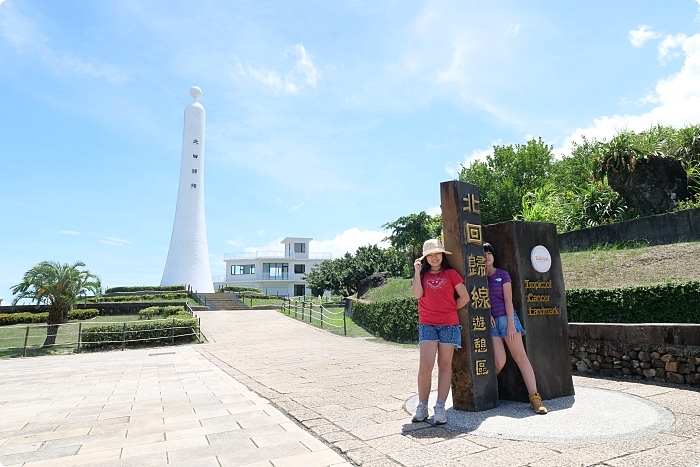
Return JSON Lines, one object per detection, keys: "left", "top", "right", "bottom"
{"left": 482, "top": 220, "right": 575, "bottom": 402}
{"left": 440, "top": 181, "right": 499, "bottom": 411}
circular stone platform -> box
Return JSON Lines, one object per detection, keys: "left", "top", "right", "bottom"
{"left": 405, "top": 386, "right": 675, "bottom": 444}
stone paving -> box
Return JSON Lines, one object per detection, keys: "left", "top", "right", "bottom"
{"left": 1, "top": 308, "right": 699, "bottom": 466}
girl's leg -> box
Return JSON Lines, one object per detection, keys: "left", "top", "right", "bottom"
{"left": 436, "top": 343, "right": 455, "bottom": 401}
{"left": 418, "top": 341, "right": 438, "bottom": 401}
{"left": 491, "top": 336, "right": 507, "bottom": 375}
{"left": 504, "top": 334, "right": 538, "bottom": 394}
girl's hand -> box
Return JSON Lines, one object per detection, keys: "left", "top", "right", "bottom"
{"left": 413, "top": 258, "right": 422, "bottom": 273}
{"left": 490, "top": 316, "right": 495, "bottom": 329}
{"left": 506, "top": 319, "right": 517, "bottom": 341}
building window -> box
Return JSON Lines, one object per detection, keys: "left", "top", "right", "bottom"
{"left": 294, "top": 264, "right": 305, "bottom": 274}
{"left": 294, "top": 243, "right": 306, "bottom": 253}
{"left": 231, "top": 264, "right": 255, "bottom": 275}
{"left": 294, "top": 284, "right": 306, "bottom": 296}
{"left": 263, "top": 263, "right": 288, "bottom": 279}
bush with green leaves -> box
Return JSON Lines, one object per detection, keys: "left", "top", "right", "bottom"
{"left": 0, "top": 308, "right": 100, "bottom": 326}
{"left": 138, "top": 305, "right": 185, "bottom": 320}
{"left": 566, "top": 281, "right": 700, "bottom": 323}
{"left": 105, "top": 285, "right": 185, "bottom": 293}
{"left": 93, "top": 293, "right": 187, "bottom": 303}
{"left": 80, "top": 316, "right": 198, "bottom": 349}
{"left": 352, "top": 297, "right": 419, "bottom": 342}
{"left": 218, "top": 286, "right": 262, "bottom": 293}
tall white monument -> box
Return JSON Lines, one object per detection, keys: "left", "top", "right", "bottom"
{"left": 161, "top": 86, "right": 214, "bottom": 293}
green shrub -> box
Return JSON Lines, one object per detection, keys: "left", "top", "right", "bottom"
{"left": 80, "top": 316, "right": 199, "bottom": 349}
{"left": 68, "top": 308, "right": 99, "bottom": 320}
{"left": 238, "top": 293, "right": 283, "bottom": 300}
{"left": 139, "top": 305, "right": 185, "bottom": 320}
{"left": 105, "top": 285, "right": 185, "bottom": 293}
{"left": 0, "top": 312, "right": 48, "bottom": 325}
{"left": 566, "top": 281, "right": 700, "bottom": 323}
{"left": 218, "top": 286, "right": 262, "bottom": 293}
{"left": 94, "top": 293, "right": 187, "bottom": 303}
{"left": 352, "top": 297, "right": 419, "bottom": 342}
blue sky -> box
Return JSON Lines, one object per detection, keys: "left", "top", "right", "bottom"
{"left": 2, "top": 0, "right": 700, "bottom": 302}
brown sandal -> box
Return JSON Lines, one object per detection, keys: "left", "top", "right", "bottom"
{"left": 529, "top": 392, "right": 548, "bottom": 415}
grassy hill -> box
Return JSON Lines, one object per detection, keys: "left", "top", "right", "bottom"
{"left": 363, "top": 242, "right": 700, "bottom": 301}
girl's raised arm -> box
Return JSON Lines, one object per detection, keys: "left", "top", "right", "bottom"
{"left": 411, "top": 258, "right": 424, "bottom": 299}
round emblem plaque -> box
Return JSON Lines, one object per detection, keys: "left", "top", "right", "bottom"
{"left": 530, "top": 245, "right": 552, "bottom": 273}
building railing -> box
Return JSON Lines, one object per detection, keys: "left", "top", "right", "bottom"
{"left": 223, "top": 251, "right": 332, "bottom": 260}
{"left": 216, "top": 273, "right": 307, "bottom": 282}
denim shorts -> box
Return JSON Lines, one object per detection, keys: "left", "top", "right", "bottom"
{"left": 491, "top": 314, "right": 526, "bottom": 338}
{"left": 418, "top": 324, "right": 462, "bottom": 348}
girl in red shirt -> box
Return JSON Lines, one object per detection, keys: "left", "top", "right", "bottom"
{"left": 411, "top": 239, "right": 470, "bottom": 425}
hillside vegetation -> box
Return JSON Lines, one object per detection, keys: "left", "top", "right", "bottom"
{"left": 362, "top": 242, "right": 700, "bottom": 301}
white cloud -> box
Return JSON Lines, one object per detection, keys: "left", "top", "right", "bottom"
{"left": 658, "top": 34, "right": 687, "bottom": 63}
{"left": 628, "top": 25, "right": 662, "bottom": 47}
{"left": 557, "top": 33, "right": 700, "bottom": 157}
{"left": 99, "top": 236, "right": 131, "bottom": 247}
{"left": 506, "top": 23, "right": 521, "bottom": 38}
{"left": 236, "top": 43, "right": 318, "bottom": 95}
{"left": 59, "top": 230, "right": 81, "bottom": 235}
{"left": 290, "top": 43, "right": 318, "bottom": 86}
{"left": 426, "top": 205, "right": 442, "bottom": 216}
{"left": 225, "top": 238, "right": 244, "bottom": 247}
{"left": 290, "top": 202, "right": 305, "bottom": 211}
{"left": 239, "top": 228, "right": 389, "bottom": 259}
{"left": 445, "top": 146, "right": 494, "bottom": 178}
{"left": 310, "top": 229, "right": 389, "bottom": 258}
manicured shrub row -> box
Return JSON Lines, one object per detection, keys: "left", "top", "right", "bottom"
{"left": 219, "top": 286, "right": 262, "bottom": 293}
{"left": 105, "top": 285, "right": 185, "bottom": 293}
{"left": 0, "top": 309, "right": 100, "bottom": 326}
{"left": 567, "top": 281, "right": 700, "bottom": 323}
{"left": 238, "top": 293, "right": 284, "bottom": 300}
{"left": 90, "top": 293, "right": 187, "bottom": 303}
{"left": 139, "top": 306, "right": 185, "bottom": 320}
{"left": 352, "top": 297, "right": 419, "bottom": 343}
{"left": 352, "top": 281, "right": 700, "bottom": 342}
{"left": 80, "top": 316, "right": 198, "bottom": 349}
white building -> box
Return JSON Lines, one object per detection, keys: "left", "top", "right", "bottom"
{"left": 215, "top": 237, "right": 331, "bottom": 297}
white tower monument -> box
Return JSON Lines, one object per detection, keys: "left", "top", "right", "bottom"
{"left": 161, "top": 86, "right": 214, "bottom": 293}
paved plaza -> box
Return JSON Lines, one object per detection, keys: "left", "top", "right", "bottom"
{"left": 1, "top": 309, "right": 699, "bottom": 467}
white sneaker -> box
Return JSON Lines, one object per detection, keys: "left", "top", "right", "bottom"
{"left": 433, "top": 405, "right": 447, "bottom": 425}
{"left": 412, "top": 403, "right": 428, "bottom": 422}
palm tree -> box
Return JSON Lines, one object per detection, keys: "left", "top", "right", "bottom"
{"left": 11, "top": 261, "right": 101, "bottom": 347}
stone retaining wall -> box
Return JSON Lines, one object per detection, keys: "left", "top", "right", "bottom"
{"left": 558, "top": 207, "right": 700, "bottom": 251}
{"left": 568, "top": 323, "right": 700, "bottom": 386}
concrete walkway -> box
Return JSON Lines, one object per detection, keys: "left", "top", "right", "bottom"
{"left": 1, "top": 308, "right": 699, "bottom": 467}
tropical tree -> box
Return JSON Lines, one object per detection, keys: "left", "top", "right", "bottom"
{"left": 11, "top": 261, "right": 101, "bottom": 347}
{"left": 382, "top": 211, "right": 442, "bottom": 268}
{"left": 459, "top": 138, "right": 554, "bottom": 225}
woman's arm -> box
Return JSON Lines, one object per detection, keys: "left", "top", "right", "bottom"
{"left": 454, "top": 282, "right": 470, "bottom": 309}
{"left": 411, "top": 258, "right": 424, "bottom": 299}
{"left": 502, "top": 281, "right": 517, "bottom": 340}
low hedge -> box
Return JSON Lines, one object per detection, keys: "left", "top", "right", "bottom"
{"left": 238, "top": 293, "right": 284, "bottom": 300}
{"left": 139, "top": 305, "right": 185, "bottom": 320}
{"left": 219, "top": 286, "right": 262, "bottom": 293}
{"left": 0, "top": 308, "right": 100, "bottom": 326}
{"left": 90, "top": 293, "right": 187, "bottom": 303}
{"left": 352, "top": 297, "right": 419, "bottom": 342}
{"left": 105, "top": 285, "right": 185, "bottom": 293}
{"left": 567, "top": 281, "right": 700, "bottom": 323}
{"left": 80, "top": 316, "right": 198, "bottom": 349}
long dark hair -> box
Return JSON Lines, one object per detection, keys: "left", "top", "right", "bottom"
{"left": 420, "top": 253, "right": 453, "bottom": 275}
{"left": 483, "top": 242, "right": 495, "bottom": 256}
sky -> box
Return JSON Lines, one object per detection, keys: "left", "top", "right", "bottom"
{"left": 2, "top": 0, "right": 700, "bottom": 302}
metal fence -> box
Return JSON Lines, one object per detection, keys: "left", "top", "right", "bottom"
{"left": 0, "top": 308, "right": 201, "bottom": 358}
{"left": 280, "top": 299, "right": 370, "bottom": 338}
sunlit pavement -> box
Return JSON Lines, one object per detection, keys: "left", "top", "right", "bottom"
{"left": 1, "top": 308, "right": 699, "bottom": 467}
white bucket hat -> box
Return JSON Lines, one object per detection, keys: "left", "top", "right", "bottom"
{"left": 419, "top": 238, "right": 452, "bottom": 259}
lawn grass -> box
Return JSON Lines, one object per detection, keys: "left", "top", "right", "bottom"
{"left": 0, "top": 314, "right": 183, "bottom": 359}
{"left": 280, "top": 301, "right": 374, "bottom": 338}
{"left": 362, "top": 277, "right": 413, "bottom": 302}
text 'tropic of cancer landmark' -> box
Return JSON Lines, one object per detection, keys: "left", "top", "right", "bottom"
{"left": 161, "top": 86, "right": 214, "bottom": 293}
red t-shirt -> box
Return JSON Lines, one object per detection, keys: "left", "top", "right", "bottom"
{"left": 418, "top": 268, "right": 463, "bottom": 326}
